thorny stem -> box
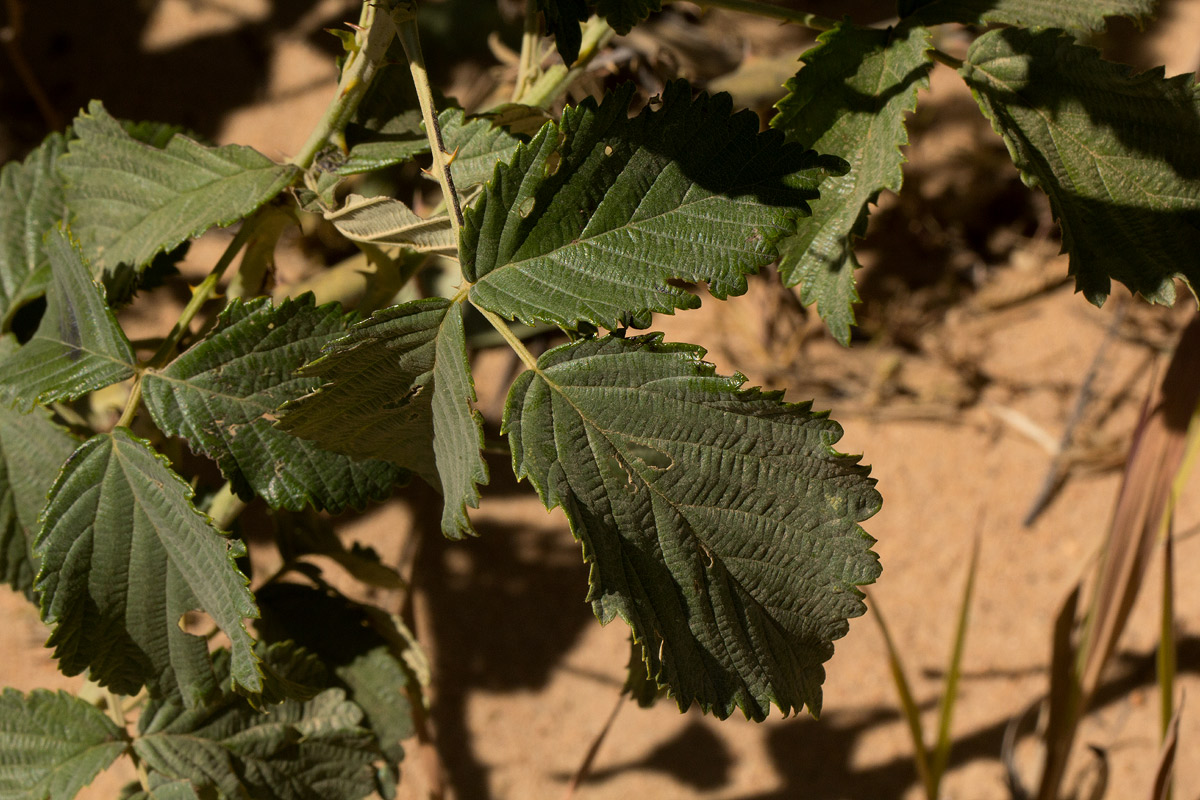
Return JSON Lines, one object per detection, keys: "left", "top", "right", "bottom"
{"left": 517, "top": 16, "right": 614, "bottom": 109}
{"left": 513, "top": 0, "right": 544, "bottom": 102}
{"left": 290, "top": 0, "right": 401, "bottom": 169}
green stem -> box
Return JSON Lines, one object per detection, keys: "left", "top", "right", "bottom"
{"left": 290, "top": 0, "right": 405, "bottom": 169}
{"left": 147, "top": 219, "right": 260, "bottom": 370}
{"left": 518, "top": 16, "right": 614, "bottom": 109}
{"left": 513, "top": 0, "right": 543, "bottom": 102}
{"left": 474, "top": 302, "right": 541, "bottom": 373}
{"left": 114, "top": 379, "right": 143, "bottom": 430}
{"left": 690, "top": 0, "right": 839, "bottom": 29}
{"left": 396, "top": 7, "right": 464, "bottom": 238}
{"left": 929, "top": 47, "right": 964, "bottom": 70}
{"left": 207, "top": 480, "right": 248, "bottom": 532}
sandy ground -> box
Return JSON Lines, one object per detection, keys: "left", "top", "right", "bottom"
{"left": 3, "top": 1, "right": 1200, "bottom": 798}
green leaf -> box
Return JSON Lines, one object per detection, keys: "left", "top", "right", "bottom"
{"left": 504, "top": 333, "right": 881, "bottom": 720}
{"left": 135, "top": 643, "right": 378, "bottom": 800}
{"left": 536, "top": 0, "right": 590, "bottom": 65}
{"left": 439, "top": 109, "right": 524, "bottom": 191}
{"left": 34, "top": 428, "right": 261, "bottom": 707}
{"left": 0, "top": 689, "right": 127, "bottom": 800}
{"left": 257, "top": 584, "right": 415, "bottom": 773}
{"left": 0, "top": 228, "right": 135, "bottom": 410}
{"left": 142, "top": 295, "right": 403, "bottom": 512}
{"left": 462, "top": 81, "right": 840, "bottom": 330}
{"left": 59, "top": 101, "right": 297, "bottom": 298}
{"left": 0, "top": 405, "right": 79, "bottom": 597}
{"left": 961, "top": 28, "right": 1200, "bottom": 305}
{"left": 771, "top": 23, "right": 931, "bottom": 344}
{"left": 430, "top": 301, "right": 488, "bottom": 539}
{"left": 325, "top": 195, "right": 456, "bottom": 254}
{"left": 898, "top": 0, "right": 1155, "bottom": 30}
{"left": 0, "top": 133, "right": 67, "bottom": 332}
{"left": 279, "top": 297, "right": 488, "bottom": 538}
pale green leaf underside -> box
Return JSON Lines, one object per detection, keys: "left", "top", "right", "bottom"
{"left": 0, "top": 228, "right": 135, "bottom": 411}
{"left": 504, "top": 334, "right": 881, "bottom": 720}
{"left": 0, "top": 689, "right": 126, "bottom": 800}
{"left": 0, "top": 405, "right": 78, "bottom": 597}
{"left": 899, "top": 0, "right": 1155, "bottom": 29}
{"left": 772, "top": 23, "right": 931, "bottom": 344}
{"left": 34, "top": 429, "right": 261, "bottom": 707}
{"left": 461, "top": 81, "right": 840, "bottom": 330}
{"left": 142, "top": 295, "right": 403, "bottom": 512}
{"left": 340, "top": 108, "right": 520, "bottom": 190}
{"left": 430, "top": 301, "right": 488, "bottom": 539}
{"left": 325, "top": 194, "right": 456, "bottom": 254}
{"left": 0, "top": 133, "right": 66, "bottom": 331}
{"left": 60, "top": 101, "right": 297, "bottom": 296}
{"left": 962, "top": 28, "right": 1200, "bottom": 305}
{"left": 279, "top": 297, "right": 488, "bottom": 539}
{"left": 135, "top": 645, "right": 377, "bottom": 800}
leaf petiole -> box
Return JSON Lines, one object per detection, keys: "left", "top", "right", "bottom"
{"left": 473, "top": 302, "right": 541, "bottom": 373}
{"left": 689, "top": 0, "right": 839, "bottom": 30}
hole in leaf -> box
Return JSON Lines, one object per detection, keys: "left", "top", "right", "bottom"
{"left": 179, "top": 609, "right": 217, "bottom": 637}
{"left": 545, "top": 149, "right": 562, "bottom": 177}
{"left": 9, "top": 296, "right": 46, "bottom": 343}
{"left": 604, "top": 145, "right": 613, "bottom": 156}
{"left": 518, "top": 195, "right": 536, "bottom": 218}
{"left": 628, "top": 443, "right": 672, "bottom": 471}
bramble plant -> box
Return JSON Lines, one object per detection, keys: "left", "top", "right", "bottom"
{"left": 0, "top": 0, "right": 1194, "bottom": 797}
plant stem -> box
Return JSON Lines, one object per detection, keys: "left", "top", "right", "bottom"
{"left": 928, "top": 47, "right": 964, "bottom": 70}
{"left": 474, "top": 303, "right": 541, "bottom": 373}
{"left": 147, "top": 219, "right": 260, "bottom": 370}
{"left": 517, "top": 16, "right": 614, "bottom": 109}
{"left": 114, "top": 379, "right": 143, "bottom": 430}
{"left": 690, "top": 0, "right": 839, "bottom": 29}
{"left": 396, "top": 7, "right": 464, "bottom": 238}
{"left": 207, "top": 480, "right": 248, "bottom": 532}
{"left": 290, "top": 0, "right": 406, "bottom": 170}
{"left": 513, "top": 0, "right": 543, "bottom": 102}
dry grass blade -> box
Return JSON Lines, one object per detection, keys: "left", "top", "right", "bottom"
{"left": 1033, "top": 585, "right": 1081, "bottom": 800}
{"left": 1149, "top": 696, "right": 1183, "bottom": 800}
{"left": 1036, "top": 313, "right": 1200, "bottom": 800}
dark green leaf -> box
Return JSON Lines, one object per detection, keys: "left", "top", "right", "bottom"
{"left": 537, "top": 0, "right": 589, "bottom": 64}
{"left": 899, "top": 0, "right": 1155, "bottom": 30}
{"left": 0, "top": 404, "right": 79, "bottom": 597}
{"left": 59, "top": 101, "right": 297, "bottom": 298}
{"left": 0, "top": 228, "right": 135, "bottom": 410}
{"left": 961, "top": 28, "right": 1200, "bottom": 305}
{"left": 34, "top": 428, "right": 261, "bottom": 707}
{"left": 135, "top": 643, "right": 378, "bottom": 800}
{"left": 504, "top": 333, "right": 881, "bottom": 719}
{"left": 0, "top": 689, "right": 127, "bottom": 800}
{"left": 0, "top": 133, "right": 67, "bottom": 332}
{"left": 142, "top": 295, "right": 403, "bottom": 512}
{"left": 257, "top": 584, "right": 415, "bottom": 773}
{"left": 772, "top": 23, "right": 931, "bottom": 344}
{"left": 462, "top": 81, "right": 840, "bottom": 330}
{"left": 279, "top": 297, "right": 488, "bottom": 538}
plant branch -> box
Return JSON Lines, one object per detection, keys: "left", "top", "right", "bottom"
{"left": 517, "top": 16, "right": 614, "bottom": 109}
{"left": 147, "top": 218, "right": 260, "bottom": 370}
{"left": 473, "top": 303, "right": 541, "bottom": 373}
{"left": 513, "top": 0, "right": 543, "bottom": 102}
{"left": 290, "top": 0, "right": 403, "bottom": 169}
{"left": 690, "top": 0, "right": 839, "bottom": 29}
{"left": 396, "top": 6, "right": 464, "bottom": 239}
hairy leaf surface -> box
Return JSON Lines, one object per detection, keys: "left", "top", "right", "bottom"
{"left": 279, "top": 298, "right": 487, "bottom": 538}
{"left": 142, "top": 296, "right": 402, "bottom": 512}
{"left": 135, "top": 644, "right": 378, "bottom": 800}
{"left": 0, "top": 228, "right": 135, "bottom": 410}
{"left": 325, "top": 195, "right": 455, "bottom": 254}
{"left": 462, "top": 81, "right": 838, "bottom": 330}
{"left": 0, "top": 689, "right": 126, "bottom": 800}
{"left": 0, "top": 405, "right": 78, "bottom": 597}
{"left": 772, "top": 23, "right": 931, "bottom": 344}
{"left": 34, "top": 429, "right": 261, "bottom": 707}
{"left": 504, "top": 334, "right": 881, "bottom": 719}
{"left": 899, "top": 0, "right": 1155, "bottom": 29}
{"left": 962, "top": 28, "right": 1200, "bottom": 305}
{"left": 59, "top": 101, "right": 297, "bottom": 297}
{"left": 0, "top": 133, "right": 67, "bottom": 331}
